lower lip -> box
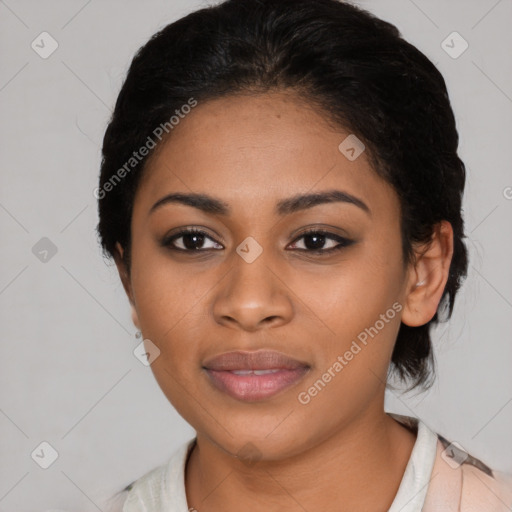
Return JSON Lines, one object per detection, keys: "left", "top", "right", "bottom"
{"left": 204, "top": 367, "right": 310, "bottom": 401}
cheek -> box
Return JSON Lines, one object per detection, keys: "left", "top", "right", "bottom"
{"left": 130, "top": 269, "right": 205, "bottom": 395}
{"left": 299, "top": 241, "right": 404, "bottom": 370}
{"left": 131, "top": 244, "right": 207, "bottom": 331}
{"left": 299, "top": 245, "right": 402, "bottom": 327}
{"left": 133, "top": 270, "right": 205, "bottom": 416}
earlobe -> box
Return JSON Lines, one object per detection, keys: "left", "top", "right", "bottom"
{"left": 113, "top": 242, "right": 141, "bottom": 330}
{"left": 401, "top": 221, "right": 454, "bottom": 327}
{"left": 130, "top": 305, "right": 141, "bottom": 331}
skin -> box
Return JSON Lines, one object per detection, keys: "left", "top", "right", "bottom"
{"left": 114, "top": 90, "right": 454, "bottom": 512}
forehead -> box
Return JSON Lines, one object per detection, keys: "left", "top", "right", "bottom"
{"left": 134, "top": 91, "right": 396, "bottom": 218}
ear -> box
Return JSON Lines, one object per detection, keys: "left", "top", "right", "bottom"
{"left": 113, "top": 242, "right": 141, "bottom": 331}
{"left": 401, "top": 221, "right": 454, "bottom": 327}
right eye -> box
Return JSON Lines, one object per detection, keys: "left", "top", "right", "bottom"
{"left": 161, "top": 228, "right": 224, "bottom": 252}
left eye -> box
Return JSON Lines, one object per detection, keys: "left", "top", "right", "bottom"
{"left": 162, "top": 228, "right": 353, "bottom": 254}
{"left": 288, "top": 230, "right": 354, "bottom": 254}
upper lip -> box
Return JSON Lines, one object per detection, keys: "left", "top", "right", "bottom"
{"left": 203, "top": 350, "right": 310, "bottom": 371}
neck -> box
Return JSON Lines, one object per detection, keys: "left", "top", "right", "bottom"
{"left": 185, "top": 403, "right": 417, "bottom": 512}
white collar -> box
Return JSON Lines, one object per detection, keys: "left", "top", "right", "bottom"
{"left": 386, "top": 413, "right": 438, "bottom": 512}
{"left": 123, "top": 413, "right": 438, "bottom": 512}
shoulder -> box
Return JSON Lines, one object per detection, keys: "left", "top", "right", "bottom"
{"left": 424, "top": 433, "right": 512, "bottom": 512}
{"left": 102, "top": 437, "right": 197, "bottom": 512}
{"left": 460, "top": 462, "right": 512, "bottom": 511}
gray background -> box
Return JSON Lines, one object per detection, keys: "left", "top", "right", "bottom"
{"left": 1, "top": 0, "right": 511, "bottom": 510}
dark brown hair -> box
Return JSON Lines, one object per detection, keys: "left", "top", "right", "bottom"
{"left": 96, "top": 0, "right": 468, "bottom": 393}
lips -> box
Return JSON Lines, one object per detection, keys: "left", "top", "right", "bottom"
{"left": 203, "top": 350, "right": 310, "bottom": 401}
{"left": 203, "top": 350, "right": 308, "bottom": 371}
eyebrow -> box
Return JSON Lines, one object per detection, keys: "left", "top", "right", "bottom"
{"left": 149, "top": 189, "right": 371, "bottom": 217}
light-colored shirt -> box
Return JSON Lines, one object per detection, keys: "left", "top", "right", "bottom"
{"left": 106, "top": 413, "right": 512, "bottom": 511}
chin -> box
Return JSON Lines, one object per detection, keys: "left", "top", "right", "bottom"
{"left": 199, "top": 422, "right": 313, "bottom": 464}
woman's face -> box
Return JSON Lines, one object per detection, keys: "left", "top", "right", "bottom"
{"left": 116, "top": 91, "right": 418, "bottom": 460}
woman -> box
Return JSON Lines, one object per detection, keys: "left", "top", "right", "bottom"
{"left": 96, "top": 0, "right": 512, "bottom": 510}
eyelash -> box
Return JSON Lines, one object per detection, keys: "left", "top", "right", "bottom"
{"left": 161, "top": 228, "right": 354, "bottom": 255}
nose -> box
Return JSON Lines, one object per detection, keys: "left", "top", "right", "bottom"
{"left": 212, "top": 250, "right": 294, "bottom": 332}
